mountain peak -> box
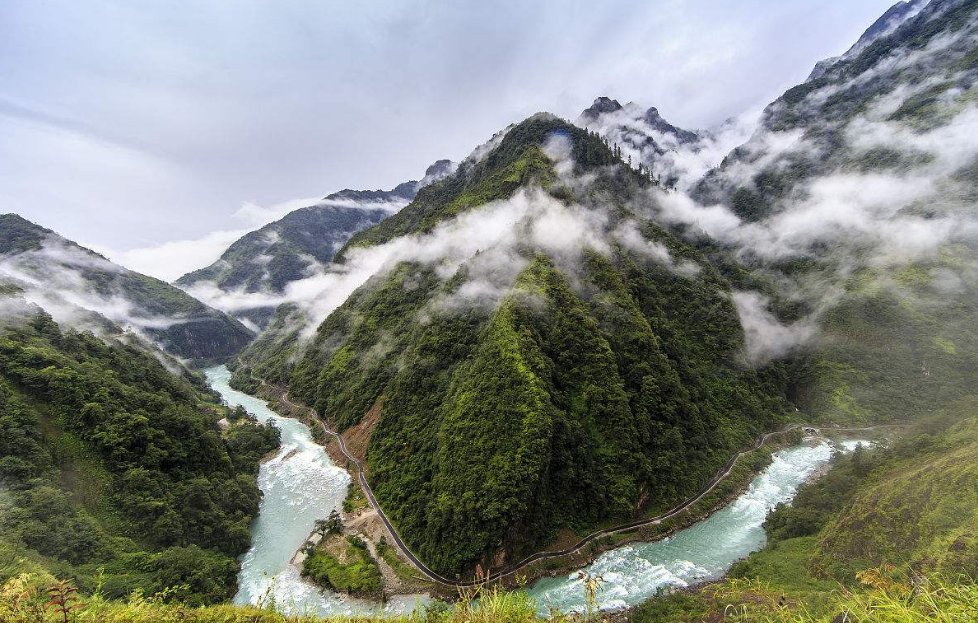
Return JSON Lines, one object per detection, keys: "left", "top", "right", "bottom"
{"left": 580, "top": 96, "right": 624, "bottom": 121}
{"left": 641, "top": 106, "right": 700, "bottom": 144}
{"left": 0, "top": 213, "right": 60, "bottom": 255}
{"left": 807, "top": 0, "right": 930, "bottom": 81}
{"left": 419, "top": 158, "right": 458, "bottom": 188}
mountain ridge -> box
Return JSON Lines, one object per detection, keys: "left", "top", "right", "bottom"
{"left": 177, "top": 160, "right": 456, "bottom": 329}
{"left": 0, "top": 213, "right": 254, "bottom": 363}
{"left": 234, "top": 113, "right": 793, "bottom": 577}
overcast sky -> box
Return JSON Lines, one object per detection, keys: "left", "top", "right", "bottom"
{"left": 0, "top": 0, "right": 898, "bottom": 280}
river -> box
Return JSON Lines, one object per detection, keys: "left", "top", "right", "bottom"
{"left": 526, "top": 439, "right": 866, "bottom": 614}
{"left": 205, "top": 366, "right": 426, "bottom": 617}
{"left": 206, "top": 365, "right": 863, "bottom": 617}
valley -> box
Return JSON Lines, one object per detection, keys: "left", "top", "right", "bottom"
{"left": 205, "top": 363, "right": 876, "bottom": 615}
{"left": 3, "top": 0, "right": 978, "bottom": 621}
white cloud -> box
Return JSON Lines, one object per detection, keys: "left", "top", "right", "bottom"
{"left": 93, "top": 229, "right": 249, "bottom": 282}
{"left": 733, "top": 291, "right": 816, "bottom": 364}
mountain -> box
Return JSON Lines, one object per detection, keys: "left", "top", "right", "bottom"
{"left": 234, "top": 0, "right": 978, "bottom": 586}
{"left": 807, "top": 0, "right": 931, "bottom": 81}
{"left": 234, "top": 114, "right": 793, "bottom": 577}
{"left": 177, "top": 160, "right": 456, "bottom": 330}
{"left": 680, "top": 0, "right": 978, "bottom": 429}
{"left": 580, "top": 96, "right": 701, "bottom": 145}
{"left": 0, "top": 310, "right": 279, "bottom": 604}
{"left": 577, "top": 97, "right": 750, "bottom": 191}
{"left": 625, "top": 1, "right": 978, "bottom": 617}
{"left": 0, "top": 214, "right": 254, "bottom": 363}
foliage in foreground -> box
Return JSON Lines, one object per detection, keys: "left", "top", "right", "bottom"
{"left": 4, "top": 571, "right": 978, "bottom": 623}
{"left": 629, "top": 575, "right": 978, "bottom": 623}
{"left": 0, "top": 575, "right": 569, "bottom": 623}
{"left": 0, "top": 314, "right": 280, "bottom": 604}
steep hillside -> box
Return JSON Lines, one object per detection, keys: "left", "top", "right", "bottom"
{"left": 632, "top": 400, "right": 978, "bottom": 622}
{"left": 0, "top": 308, "right": 279, "bottom": 604}
{"left": 807, "top": 0, "right": 930, "bottom": 81}
{"left": 0, "top": 214, "right": 254, "bottom": 363}
{"left": 236, "top": 114, "right": 793, "bottom": 577}
{"left": 177, "top": 160, "right": 455, "bottom": 330}
{"left": 660, "top": 0, "right": 978, "bottom": 424}
{"left": 693, "top": 0, "right": 978, "bottom": 218}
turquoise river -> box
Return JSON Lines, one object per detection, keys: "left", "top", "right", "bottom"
{"left": 206, "top": 365, "right": 865, "bottom": 616}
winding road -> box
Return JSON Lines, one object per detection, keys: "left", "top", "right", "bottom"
{"left": 260, "top": 381, "right": 884, "bottom": 588}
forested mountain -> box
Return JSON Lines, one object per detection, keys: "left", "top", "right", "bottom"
{"left": 0, "top": 306, "right": 279, "bottom": 604}
{"left": 177, "top": 160, "right": 455, "bottom": 330}
{"left": 0, "top": 214, "right": 254, "bottom": 363}
{"left": 4, "top": 0, "right": 978, "bottom": 619}
{"left": 629, "top": 2, "right": 978, "bottom": 616}
{"left": 674, "top": 0, "right": 978, "bottom": 426}
{"left": 233, "top": 0, "right": 978, "bottom": 583}
{"left": 234, "top": 114, "right": 794, "bottom": 577}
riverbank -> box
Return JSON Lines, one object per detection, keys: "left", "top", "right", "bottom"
{"left": 205, "top": 366, "right": 426, "bottom": 617}
{"left": 226, "top": 373, "right": 893, "bottom": 605}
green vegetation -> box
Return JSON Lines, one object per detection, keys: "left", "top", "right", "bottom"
{"left": 177, "top": 204, "right": 393, "bottom": 329}
{"left": 634, "top": 401, "right": 978, "bottom": 620}
{"left": 0, "top": 574, "right": 565, "bottom": 623}
{"left": 301, "top": 536, "right": 383, "bottom": 598}
{"left": 343, "top": 484, "right": 368, "bottom": 514}
{"left": 376, "top": 538, "right": 423, "bottom": 582}
{"left": 236, "top": 117, "right": 792, "bottom": 578}
{"left": 0, "top": 313, "right": 279, "bottom": 604}
{"left": 334, "top": 116, "right": 624, "bottom": 256}
{"left": 629, "top": 576, "right": 978, "bottom": 623}
{"left": 795, "top": 257, "right": 978, "bottom": 424}
{"left": 0, "top": 214, "right": 47, "bottom": 253}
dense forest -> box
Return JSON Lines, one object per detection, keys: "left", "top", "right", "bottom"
{"left": 0, "top": 313, "right": 279, "bottom": 604}
{"left": 236, "top": 116, "right": 793, "bottom": 577}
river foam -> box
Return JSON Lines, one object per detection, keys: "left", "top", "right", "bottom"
{"left": 207, "top": 366, "right": 426, "bottom": 617}
{"left": 207, "top": 365, "right": 863, "bottom": 617}
{"left": 527, "top": 439, "right": 864, "bottom": 614}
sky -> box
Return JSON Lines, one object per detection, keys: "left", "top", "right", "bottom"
{"left": 0, "top": 0, "right": 899, "bottom": 281}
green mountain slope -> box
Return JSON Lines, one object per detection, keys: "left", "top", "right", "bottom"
{"left": 0, "top": 214, "right": 254, "bottom": 363}
{"left": 177, "top": 161, "right": 455, "bottom": 330}
{"left": 236, "top": 115, "right": 793, "bottom": 577}
{"left": 671, "top": 0, "right": 978, "bottom": 425}
{"left": 632, "top": 401, "right": 978, "bottom": 622}
{"left": 0, "top": 310, "right": 279, "bottom": 604}
{"left": 177, "top": 205, "right": 391, "bottom": 329}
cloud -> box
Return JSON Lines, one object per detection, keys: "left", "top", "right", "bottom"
{"left": 97, "top": 191, "right": 413, "bottom": 282}
{"left": 231, "top": 197, "right": 330, "bottom": 228}
{"left": 732, "top": 291, "right": 816, "bottom": 364}
{"left": 0, "top": 0, "right": 900, "bottom": 257}
{"left": 186, "top": 183, "right": 623, "bottom": 341}
{"left": 0, "top": 237, "right": 217, "bottom": 349}
{"left": 94, "top": 229, "right": 250, "bottom": 282}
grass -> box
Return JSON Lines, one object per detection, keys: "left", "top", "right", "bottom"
{"left": 342, "top": 484, "right": 368, "bottom": 514}
{"left": 301, "top": 537, "right": 383, "bottom": 599}
{"left": 728, "top": 537, "right": 837, "bottom": 595}
{"left": 377, "top": 539, "right": 424, "bottom": 583}
{"left": 0, "top": 574, "right": 600, "bottom": 623}
{"left": 629, "top": 576, "right": 978, "bottom": 623}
